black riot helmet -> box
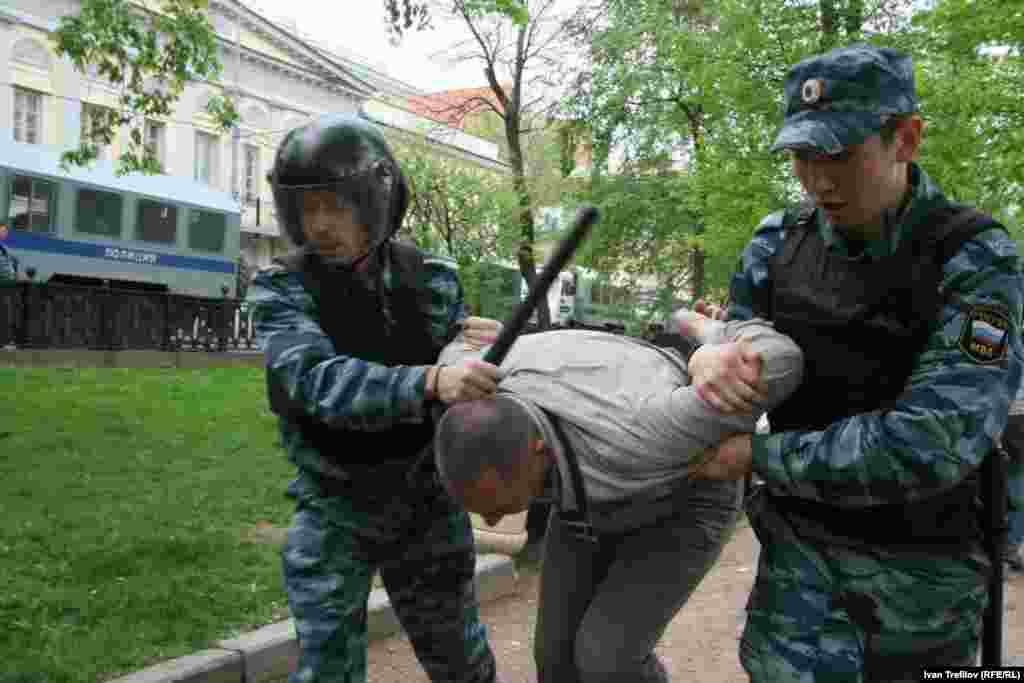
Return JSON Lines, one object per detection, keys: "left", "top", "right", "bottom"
{"left": 269, "top": 113, "right": 409, "bottom": 267}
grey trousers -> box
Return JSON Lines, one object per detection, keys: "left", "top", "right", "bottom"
{"left": 534, "top": 480, "right": 741, "bottom": 683}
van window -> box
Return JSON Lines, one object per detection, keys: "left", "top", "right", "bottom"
{"left": 136, "top": 199, "right": 177, "bottom": 244}
{"left": 9, "top": 175, "right": 55, "bottom": 233}
{"left": 77, "top": 188, "right": 123, "bottom": 238}
{"left": 188, "top": 210, "right": 226, "bottom": 253}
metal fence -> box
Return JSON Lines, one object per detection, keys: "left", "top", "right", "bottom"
{"left": 0, "top": 283, "right": 690, "bottom": 355}
{"left": 0, "top": 282, "right": 259, "bottom": 352}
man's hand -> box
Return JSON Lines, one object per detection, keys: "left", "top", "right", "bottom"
{"left": 460, "top": 316, "right": 503, "bottom": 350}
{"left": 689, "top": 340, "right": 767, "bottom": 413}
{"left": 693, "top": 299, "right": 727, "bottom": 321}
{"left": 673, "top": 308, "right": 713, "bottom": 342}
{"left": 690, "top": 434, "right": 753, "bottom": 481}
{"left": 436, "top": 359, "right": 502, "bottom": 404}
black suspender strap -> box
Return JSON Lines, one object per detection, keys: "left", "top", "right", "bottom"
{"left": 544, "top": 410, "right": 598, "bottom": 543}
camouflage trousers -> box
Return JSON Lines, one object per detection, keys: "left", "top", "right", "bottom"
{"left": 740, "top": 495, "right": 989, "bottom": 683}
{"left": 282, "top": 466, "right": 497, "bottom": 683}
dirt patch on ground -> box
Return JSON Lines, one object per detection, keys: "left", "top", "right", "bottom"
{"left": 243, "top": 520, "right": 289, "bottom": 546}
{"left": 363, "top": 521, "right": 1024, "bottom": 683}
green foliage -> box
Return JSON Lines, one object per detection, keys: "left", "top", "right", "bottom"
{"left": 387, "top": 0, "right": 577, "bottom": 328}
{"left": 52, "top": 0, "right": 239, "bottom": 176}
{"left": 572, "top": 0, "right": 1023, "bottom": 297}
{"left": 471, "top": 261, "right": 524, "bottom": 320}
{"left": 466, "top": 0, "right": 530, "bottom": 25}
{"left": 906, "top": 0, "right": 1024, "bottom": 224}
{"left": 394, "top": 137, "right": 521, "bottom": 311}
{"left": 914, "top": 0, "right": 1023, "bottom": 57}
{"left": 464, "top": 110, "right": 567, "bottom": 208}
{"left": 383, "top": 0, "right": 528, "bottom": 39}
{"left": 573, "top": 172, "right": 696, "bottom": 293}
{"left": 573, "top": 0, "right": 802, "bottom": 296}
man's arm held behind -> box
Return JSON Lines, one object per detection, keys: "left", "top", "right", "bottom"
{"left": 639, "top": 318, "right": 804, "bottom": 470}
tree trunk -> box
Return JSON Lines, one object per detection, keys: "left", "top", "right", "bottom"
{"left": 689, "top": 245, "right": 705, "bottom": 302}
{"left": 510, "top": 129, "right": 549, "bottom": 328}
{"left": 820, "top": 0, "right": 837, "bottom": 51}
{"left": 687, "top": 108, "right": 707, "bottom": 304}
{"left": 504, "top": 31, "right": 550, "bottom": 330}
{"left": 844, "top": 0, "right": 863, "bottom": 39}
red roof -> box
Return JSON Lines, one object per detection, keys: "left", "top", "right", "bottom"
{"left": 405, "top": 85, "right": 508, "bottom": 130}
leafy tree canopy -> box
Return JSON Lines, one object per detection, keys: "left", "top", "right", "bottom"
{"left": 571, "top": 0, "right": 1022, "bottom": 297}
{"left": 52, "top": 0, "right": 239, "bottom": 175}
{"left": 384, "top": 0, "right": 530, "bottom": 39}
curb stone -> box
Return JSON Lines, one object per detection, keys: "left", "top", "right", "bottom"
{"left": 104, "top": 651, "right": 243, "bottom": 683}
{"left": 105, "top": 554, "right": 518, "bottom": 683}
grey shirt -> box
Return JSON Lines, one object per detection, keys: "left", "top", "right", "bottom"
{"left": 439, "top": 321, "right": 804, "bottom": 507}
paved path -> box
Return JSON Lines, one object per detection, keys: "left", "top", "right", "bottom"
{"left": 358, "top": 523, "right": 1024, "bottom": 682}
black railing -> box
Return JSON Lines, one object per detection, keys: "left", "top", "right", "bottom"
{"left": 0, "top": 282, "right": 259, "bottom": 352}
{"left": 0, "top": 283, "right": 686, "bottom": 355}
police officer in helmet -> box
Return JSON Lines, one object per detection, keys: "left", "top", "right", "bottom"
{"left": 249, "top": 113, "right": 505, "bottom": 683}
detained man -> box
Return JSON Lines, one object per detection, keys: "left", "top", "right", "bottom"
{"left": 433, "top": 312, "right": 803, "bottom": 683}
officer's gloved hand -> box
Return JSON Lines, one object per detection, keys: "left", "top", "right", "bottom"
{"left": 460, "top": 316, "right": 503, "bottom": 350}
{"left": 436, "top": 359, "right": 502, "bottom": 404}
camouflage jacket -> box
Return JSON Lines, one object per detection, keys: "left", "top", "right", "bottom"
{"left": 248, "top": 245, "right": 468, "bottom": 478}
{"left": 0, "top": 244, "right": 17, "bottom": 284}
{"left": 727, "top": 163, "right": 1024, "bottom": 507}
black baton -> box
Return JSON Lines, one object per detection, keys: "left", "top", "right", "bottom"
{"left": 408, "top": 205, "right": 599, "bottom": 485}
{"left": 982, "top": 443, "right": 1008, "bottom": 666}
{"left": 483, "top": 204, "right": 600, "bottom": 365}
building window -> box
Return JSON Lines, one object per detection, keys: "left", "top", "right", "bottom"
{"left": 81, "top": 103, "right": 113, "bottom": 159}
{"left": 13, "top": 88, "right": 42, "bottom": 144}
{"left": 194, "top": 131, "right": 218, "bottom": 186}
{"left": 243, "top": 144, "right": 260, "bottom": 204}
{"left": 144, "top": 121, "right": 166, "bottom": 168}
{"left": 136, "top": 199, "right": 177, "bottom": 244}
{"left": 76, "top": 188, "right": 123, "bottom": 238}
{"left": 9, "top": 175, "right": 55, "bottom": 233}
{"left": 189, "top": 209, "right": 227, "bottom": 253}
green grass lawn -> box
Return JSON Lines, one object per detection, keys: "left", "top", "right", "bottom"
{"left": 0, "top": 365, "right": 297, "bottom": 683}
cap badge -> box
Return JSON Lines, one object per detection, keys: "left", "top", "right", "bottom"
{"left": 801, "top": 78, "right": 824, "bottom": 105}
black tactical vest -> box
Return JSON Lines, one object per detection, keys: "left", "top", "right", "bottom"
{"left": 271, "top": 241, "right": 443, "bottom": 466}
{"left": 753, "top": 205, "right": 1000, "bottom": 549}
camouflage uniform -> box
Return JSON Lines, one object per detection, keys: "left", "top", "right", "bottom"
{"left": 0, "top": 242, "right": 17, "bottom": 283}
{"left": 726, "top": 44, "right": 1024, "bottom": 682}
{"left": 1002, "top": 383, "right": 1024, "bottom": 566}
{"left": 250, "top": 255, "right": 496, "bottom": 683}
{"left": 250, "top": 114, "right": 497, "bottom": 683}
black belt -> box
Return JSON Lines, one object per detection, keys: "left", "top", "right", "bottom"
{"left": 768, "top": 474, "right": 982, "bottom": 551}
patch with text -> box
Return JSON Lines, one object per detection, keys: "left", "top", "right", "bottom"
{"left": 959, "top": 304, "right": 1010, "bottom": 364}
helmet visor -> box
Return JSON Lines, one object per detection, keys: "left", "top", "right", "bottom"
{"left": 273, "top": 170, "right": 394, "bottom": 266}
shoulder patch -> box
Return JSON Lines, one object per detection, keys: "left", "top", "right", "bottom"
{"left": 959, "top": 304, "right": 1011, "bottom": 364}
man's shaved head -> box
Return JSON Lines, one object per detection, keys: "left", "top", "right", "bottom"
{"left": 434, "top": 396, "right": 537, "bottom": 498}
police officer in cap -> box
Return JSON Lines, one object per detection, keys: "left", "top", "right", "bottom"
{"left": 249, "top": 113, "right": 505, "bottom": 683}
{"left": 689, "top": 43, "right": 1024, "bottom": 680}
